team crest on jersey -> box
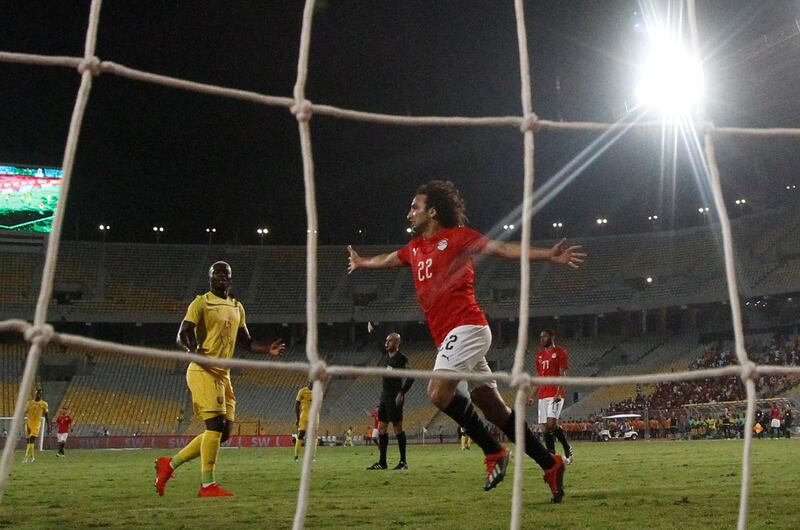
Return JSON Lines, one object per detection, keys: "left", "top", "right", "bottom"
{"left": 551, "top": 353, "right": 557, "bottom": 359}
{"left": 412, "top": 247, "right": 418, "bottom": 256}
{"left": 437, "top": 239, "right": 448, "bottom": 251}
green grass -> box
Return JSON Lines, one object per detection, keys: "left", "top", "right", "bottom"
{"left": 1, "top": 440, "right": 798, "bottom": 529}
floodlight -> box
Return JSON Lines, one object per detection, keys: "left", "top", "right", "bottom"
{"left": 635, "top": 37, "right": 704, "bottom": 112}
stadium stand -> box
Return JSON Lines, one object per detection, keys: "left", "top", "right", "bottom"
{"left": 2, "top": 203, "right": 800, "bottom": 323}
{"left": 2, "top": 327, "right": 798, "bottom": 439}
{"left": 594, "top": 332, "right": 800, "bottom": 418}
{"left": 2, "top": 202, "right": 799, "bottom": 440}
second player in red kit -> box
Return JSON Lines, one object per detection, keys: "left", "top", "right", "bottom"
{"left": 529, "top": 330, "right": 572, "bottom": 463}
{"left": 55, "top": 408, "right": 73, "bottom": 457}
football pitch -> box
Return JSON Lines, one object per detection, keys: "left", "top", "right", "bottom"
{"left": 1, "top": 440, "right": 798, "bottom": 529}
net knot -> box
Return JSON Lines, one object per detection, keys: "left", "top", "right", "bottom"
{"left": 511, "top": 372, "right": 531, "bottom": 389}
{"left": 78, "top": 56, "right": 102, "bottom": 76}
{"left": 309, "top": 360, "right": 328, "bottom": 382}
{"left": 740, "top": 361, "right": 757, "bottom": 381}
{"left": 291, "top": 99, "right": 313, "bottom": 122}
{"left": 519, "top": 113, "right": 540, "bottom": 133}
{"left": 24, "top": 324, "right": 55, "bottom": 347}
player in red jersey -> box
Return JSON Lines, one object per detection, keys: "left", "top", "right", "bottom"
{"left": 770, "top": 403, "right": 782, "bottom": 438}
{"left": 370, "top": 409, "right": 380, "bottom": 446}
{"left": 55, "top": 408, "right": 73, "bottom": 457}
{"left": 348, "top": 180, "right": 585, "bottom": 501}
{"left": 528, "top": 330, "right": 572, "bottom": 463}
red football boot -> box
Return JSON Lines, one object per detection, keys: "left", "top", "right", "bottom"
{"left": 154, "top": 457, "right": 174, "bottom": 497}
{"left": 198, "top": 483, "right": 235, "bottom": 497}
{"left": 543, "top": 454, "right": 565, "bottom": 503}
{"left": 483, "top": 446, "right": 510, "bottom": 491}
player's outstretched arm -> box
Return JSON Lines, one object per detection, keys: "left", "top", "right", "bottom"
{"left": 485, "top": 238, "right": 585, "bottom": 269}
{"left": 347, "top": 245, "right": 402, "bottom": 274}
{"left": 366, "top": 322, "right": 389, "bottom": 354}
{"left": 237, "top": 325, "right": 285, "bottom": 356}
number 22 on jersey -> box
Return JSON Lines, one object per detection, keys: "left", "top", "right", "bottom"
{"left": 417, "top": 258, "right": 433, "bottom": 281}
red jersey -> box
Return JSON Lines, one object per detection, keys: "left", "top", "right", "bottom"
{"left": 56, "top": 414, "right": 72, "bottom": 434}
{"left": 535, "top": 346, "right": 569, "bottom": 399}
{"left": 771, "top": 406, "right": 781, "bottom": 420}
{"left": 371, "top": 410, "right": 379, "bottom": 429}
{"left": 397, "top": 226, "right": 489, "bottom": 346}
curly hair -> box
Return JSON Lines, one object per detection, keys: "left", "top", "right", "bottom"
{"left": 416, "top": 180, "right": 468, "bottom": 228}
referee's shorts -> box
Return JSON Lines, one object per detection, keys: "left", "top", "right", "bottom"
{"left": 378, "top": 393, "right": 404, "bottom": 423}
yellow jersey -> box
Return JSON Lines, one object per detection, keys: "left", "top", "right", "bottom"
{"left": 184, "top": 292, "right": 246, "bottom": 377}
{"left": 296, "top": 387, "right": 313, "bottom": 417}
{"left": 25, "top": 399, "right": 48, "bottom": 424}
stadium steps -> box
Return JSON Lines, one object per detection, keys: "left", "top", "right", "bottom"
{"left": 321, "top": 377, "right": 359, "bottom": 412}
{"left": 24, "top": 255, "right": 43, "bottom": 302}
{"left": 752, "top": 260, "right": 785, "bottom": 290}
{"left": 94, "top": 245, "right": 108, "bottom": 299}
{"left": 589, "top": 335, "right": 641, "bottom": 376}
{"left": 562, "top": 336, "right": 703, "bottom": 419}
{"left": 44, "top": 381, "right": 70, "bottom": 416}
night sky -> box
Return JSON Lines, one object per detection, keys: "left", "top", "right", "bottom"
{"left": 1, "top": 1, "right": 799, "bottom": 245}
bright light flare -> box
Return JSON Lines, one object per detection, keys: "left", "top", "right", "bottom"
{"left": 635, "top": 37, "right": 704, "bottom": 112}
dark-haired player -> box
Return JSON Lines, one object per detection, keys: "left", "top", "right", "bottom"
{"left": 528, "top": 329, "right": 572, "bottom": 463}
{"left": 770, "top": 403, "right": 782, "bottom": 439}
{"left": 154, "top": 261, "right": 285, "bottom": 497}
{"left": 55, "top": 408, "right": 73, "bottom": 457}
{"left": 365, "top": 322, "right": 414, "bottom": 470}
{"left": 347, "top": 180, "right": 585, "bottom": 502}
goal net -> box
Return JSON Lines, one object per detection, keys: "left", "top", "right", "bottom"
{"left": 1, "top": 1, "right": 800, "bottom": 529}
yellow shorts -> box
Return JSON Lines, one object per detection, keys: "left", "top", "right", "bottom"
{"left": 25, "top": 421, "right": 41, "bottom": 438}
{"left": 298, "top": 413, "right": 319, "bottom": 433}
{"left": 187, "top": 367, "right": 236, "bottom": 421}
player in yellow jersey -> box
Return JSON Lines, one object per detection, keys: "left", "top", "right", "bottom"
{"left": 23, "top": 389, "right": 48, "bottom": 463}
{"left": 459, "top": 426, "right": 472, "bottom": 451}
{"left": 295, "top": 381, "right": 319, "bottom": 462}
{"left": 154, "top": 261, "right": 285, "bottom": 498}
{"left": 344, "top": 426, "right": 354, "bottom": 447}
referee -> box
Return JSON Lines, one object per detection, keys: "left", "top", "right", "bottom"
{"left": 366, "top": 322, "right": 414, "bottom": 470}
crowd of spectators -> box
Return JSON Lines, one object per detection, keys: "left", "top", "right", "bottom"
{"left": 603, "top": 333, "right": 800, "bottom": 415}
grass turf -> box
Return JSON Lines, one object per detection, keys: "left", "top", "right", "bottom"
{"left": 1, "top": 439, "right": 798, "bottom": 529}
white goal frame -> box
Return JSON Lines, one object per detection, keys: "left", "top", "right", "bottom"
{"left": 0, "top": 417, "right": 46, "bottom": 452}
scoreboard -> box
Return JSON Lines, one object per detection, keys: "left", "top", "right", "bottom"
{"left": 0, "top": 164, "right": 62, "bottom": 233}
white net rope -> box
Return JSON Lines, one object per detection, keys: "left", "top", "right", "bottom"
{"left": 1, "top": 1, "right": 799, "bottom": 528}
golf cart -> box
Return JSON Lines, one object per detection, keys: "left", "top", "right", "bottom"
{"left": 597, "top": 413, "right": 640, "bottom": 441}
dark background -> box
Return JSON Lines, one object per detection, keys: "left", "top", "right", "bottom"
{"left": 1, "top": 0, "right": 799, "bottom": 245}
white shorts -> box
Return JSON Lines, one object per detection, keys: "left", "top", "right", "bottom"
{"left": 57, "top": 433, "right": 68, "bottom": 443}
{"left": 771, "top": 419, "right": 781, "bottom": 429}
{"left": 371, "top": 428, "right": 379, "bottom": 438}
{"left": 538, "top": 397, "right": 564, "bottom": 424}
{"left": 433, "top": 325, "right": 496, "bottom": 393}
